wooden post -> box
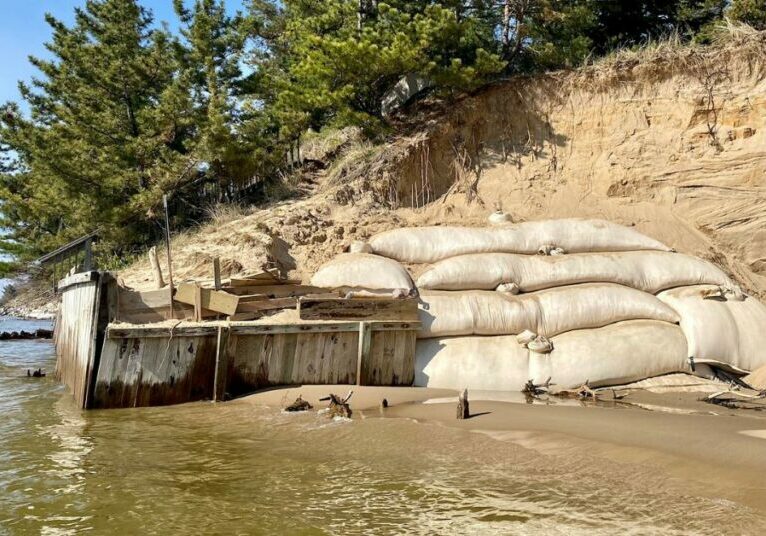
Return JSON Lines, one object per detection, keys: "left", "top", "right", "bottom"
{"left": 356, "top": 321, "right": 371, "bottom": 386}
{"left": 148, "top": 246, "right": 165, "bottom": 289}
{"left": 163, "top": 194, "right": 176, "bottom": 319}
{"left": 213, "top": 326, "right": 230, "bottom": 402}
{"left": 457, "top": 389, "right": 469, "bottom": 419}
{"left": 83, "top": 238, "right": 93, "bottom": 271}
{"left": 193, "top": 283, "right": 203, "bottom": 322}
{"left": 213, "top": 257, "right": 221, "bottom": 291}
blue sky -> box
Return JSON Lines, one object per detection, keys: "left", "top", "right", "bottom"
{"left": 0, "top": 1, "right": 245, "bottom": 108}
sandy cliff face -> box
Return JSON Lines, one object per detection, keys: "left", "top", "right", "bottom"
{"left": 119, "top": 31, "right": 766, "bottom": 297}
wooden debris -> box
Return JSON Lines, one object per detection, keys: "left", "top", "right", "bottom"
{"left": 148, "top": 246, "right": 165, "bottom": 289}
{"left": 522, "top": 377, "right": 551, "bottom": 397}
{"left": 175, "top": 283, "right": 240, "bottom": 316}
{"left": 27, "top": 368, "right": 46, "bottom": 378}
{"left": 298, "top": 296, "right": 419, "bottom": 321}
{"left": 552, "top": 380, "right": 599, "bottom": 400}
{"left": 236, "top": 297, "right": 298, "bottom": 313}
{"left": 320, "top": 391, "right": 353, "bottom": 419}
{"left": 284, "top": 395, "right": 313, "bottom": 412}
{"left": 223, "top": 284, "right": 327, "bottom": 298}
{"left": 701, "top": 390, "right": 766, "bottom": 410}
{"left": 457, "top": 388, "right": 469, "bottom": 419}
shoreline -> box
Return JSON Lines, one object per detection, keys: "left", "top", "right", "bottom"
{"left": 238, "top": 384, "right": 766, "bottom": 513}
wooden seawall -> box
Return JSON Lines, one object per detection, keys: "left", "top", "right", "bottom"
{"left": 55, "top": 272, "right": 420, "bottom": 409}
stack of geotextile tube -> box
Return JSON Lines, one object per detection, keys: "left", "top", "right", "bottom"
{"left": 311, "top": 218, "right": 766, "bottom": 390}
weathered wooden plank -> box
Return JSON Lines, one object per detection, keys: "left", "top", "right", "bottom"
{"left": 118, "top": 288, "right": 172, "bottom": 312}
{"left": 108, "top": 325, "right": 220, "bottom": 339}
{"left": 175, "top": 283, "right": 240, "bottom": 315}
{"left": 214, "top": 326, "right": 230, "bottom": 401}
{"left": 357, "top": 322, "right": 371, "bottom": 385}
{"left": 364, "top": 330, "right": 416, "bottom": 386}
{"left": 237, "top": 297, "right": 297, "bottom": 313}
{"left": 228, "top": 274, "right": 299, "bottom": 287}
{"left": 213, "top": 258, "right": 222, "bottom": 291}
{"left": 298, "top": 297, "right": 419, "bottom": 321}
{"left": 57, "top": 271, "right": 99, "bottom": 292}
{"left": 54, "top": 271, "right": 102, "bottom": 408}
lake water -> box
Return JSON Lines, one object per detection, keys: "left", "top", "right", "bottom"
{"left": 2, "top": 316, "right": 765, "bottom": 535}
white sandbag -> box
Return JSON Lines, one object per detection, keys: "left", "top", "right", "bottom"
{"left": 310, "top": 253, "right": 415, "bottom": 291}
{"left": 657, "top": 285, "right": 766, "bottom": 372}
{"left": 516, "top": 330, "right": 536, "bottom": 346}
{"left": 496, "top": 282, "right": 519, "bottom": 294}
{"left": 488, "top": 211, "right": 512, "bottom": 225}
{"left": 418, "top": 284, "right": 680, "bottom": 339}
{"left": 529, "top": 320, "right": 689, "bottom": 388}
{"left": 369, "top": 218, "right": 671, "bottom": 263}
{"left": 527, "top": 335, "right": 554, "bottom": 354}
{"left": 348, "top": 241, "right": 373, "bottom": 253}
{"left": 417, "top": 251, "right": 731, "bottom": 293}
{"left": 414, "top": 336, "right": 530, "bottom": 391}
{"left": 415, "top": 320, "right": 689, "bottom": 391}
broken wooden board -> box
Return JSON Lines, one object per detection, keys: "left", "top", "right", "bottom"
{"left": 175, "top": 283, "right": 240, "bottom": 316}
{"left": 222, "top": 284, "right": 328, "bottom": 298}
{"left": 117, "top": 287, "right": 195, "bottom": 323}
{"left": 298, "top": 297, "right": 419, "bottom": 321}
{"left": 237, "top": 297, "right": 298, "bottom": 313}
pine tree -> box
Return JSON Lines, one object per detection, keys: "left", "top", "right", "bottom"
{"left": 175, "top": 0, "right": 255, "bottom": 200}
{"left": 0, "top": 0, "right": 193, "bottom": 257}
{"left": 729, "top": 0, "right": 766, "bottom": 30}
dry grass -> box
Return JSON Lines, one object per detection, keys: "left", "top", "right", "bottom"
{"left": 204, "top": 203, "right": 253, "bottom": 227}
{"left": 301, "top": 126, "right": 364, "bottom": 162}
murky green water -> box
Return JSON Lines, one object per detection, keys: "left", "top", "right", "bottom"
{"left": 2, "top": 317, "right": 765, "bottom": 535}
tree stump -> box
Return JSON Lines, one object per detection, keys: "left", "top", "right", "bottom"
{"left": 457, "top": 389, "right": 469, "bottom": 419}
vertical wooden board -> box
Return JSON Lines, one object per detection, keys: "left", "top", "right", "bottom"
{"left": 124, "top": 337, "right": 150, "bottom": 407}
{"left": 365, "top": 331, "right": 416, "bottom": 386}
{"left": 278, "top": 334, "right": 298, "bottom": 385}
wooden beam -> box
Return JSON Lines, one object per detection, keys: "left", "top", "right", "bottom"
{"left": 213, "top": 326, "right": 230, "bottom": 402}
{"left": 222, "top": 284, "right": 326, "bottom": 297}
{"left": 175, "top": 283, "right": 240, "bottom": 316}
{"left": 107, "top": 325, "right": 220, "bottom": 339}
{"left": 148, "top": 246, "right": 165, "bottom": 289}
{"left": 57, "top": 270, "right": 99, "bottom": 291}
{"left": 213, "top": 258, "right": 221, "bottom": 291}
{"left": 236, "top": 297, "right": 297, "bottom": 313}
{"left": 298, "top": 297, "right": 419, "bottom": 321}
{"left": 118, "top": 288, "right": 172, "bottom": 312}
{"left": 193, "top": 284, "right": 203, "bottom": 322}
{"left": 357, "top": 321, "right": 371, "bottom": 386}
{"left": 106, "top": 320, "right": 421, "bottom": 339}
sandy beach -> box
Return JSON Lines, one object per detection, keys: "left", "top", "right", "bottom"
{"left": 240, "top": 383, "right": 766, "bottom": 513}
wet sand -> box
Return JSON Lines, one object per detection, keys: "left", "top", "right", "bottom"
{"left": 240, "top": 385, "right": 766, "bottom": 513}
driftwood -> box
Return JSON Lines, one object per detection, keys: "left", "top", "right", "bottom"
{"left": 457, "top": 389, "right": 469, "bottom": 419}
{"left": 284, "top": 395, "right": 313, "bottom": 412}
{"left": 552, "top": 380, "right": 598, "bottom": 400}
{"left": 320, "top": 391, "right": 353, "bottom": 418}
{"left": 522, "top": 377, "right": 551, "bottom": 397}
{"left": 27, "top": 368, "right": 46, "bottom": 378}
{"left": 701, "top": 390, "right": 766, "bottom": 411}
